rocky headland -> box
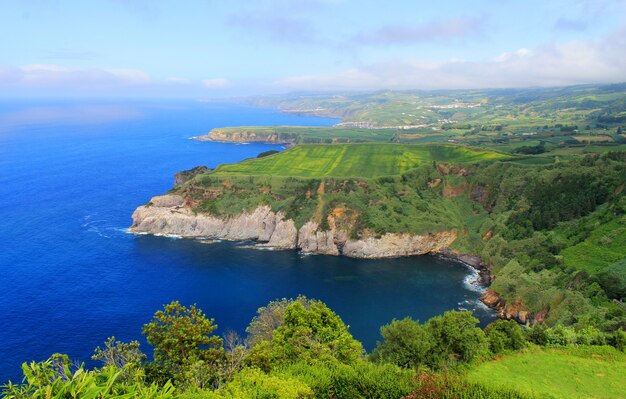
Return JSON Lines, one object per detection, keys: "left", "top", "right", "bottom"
{"left": 195, "top": 128, "right": 294, "bottom": 144}
{"left": 130, "top": 193, "right": 458, "bottom": 259}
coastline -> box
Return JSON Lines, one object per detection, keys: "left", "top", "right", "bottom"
{"left": 129, "top": 193, "right": 522, "bottom": 321}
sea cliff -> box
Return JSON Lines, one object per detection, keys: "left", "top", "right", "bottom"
{"left": 130, "top": 194, "right": 458, "bottom": 259}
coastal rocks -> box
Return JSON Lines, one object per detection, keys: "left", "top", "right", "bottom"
{"left": 342, "top": 231, "right": 458, "bottom": 258}
{"left": 131, "top": 195, "right": 293, "bottom": 246}
{"left": 480, "top": 289, "right": 536, "bottom": 325}
{"left": 174, "top": 166, "right": 210, "bottom": 186}
{"left": 130, "top": 196, "right": 460, "bottom": 259}
{"left": 265, "top": 219, "right": 298, "bottom": 249}
{"left": 480, "top": 289, "right": 502, "bottom": 308}
{"left": 298, "top": 222, "right": 340, "bottom": 255}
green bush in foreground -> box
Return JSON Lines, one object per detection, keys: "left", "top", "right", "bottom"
{"left": 2, "top": 356, "right": 175, "bottom": 399}
{"left": 278, "top": 361, "right": 415, "bottom": 399}
{"left": 5, "top": 299, "right": 626, "bottom": 399}
{"left": 247, "top": 299, "right": 364, "bottom": 371}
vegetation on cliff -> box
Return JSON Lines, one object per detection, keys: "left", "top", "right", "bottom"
{"left": 172, "top": 148, "right": 626, "bottom": 331}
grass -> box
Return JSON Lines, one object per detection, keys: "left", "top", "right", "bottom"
{"left": 466, "top": 346, "right": 626, "bottom": 399}
{"left": 212, "top": 143, "right": 509, "bottom": 178}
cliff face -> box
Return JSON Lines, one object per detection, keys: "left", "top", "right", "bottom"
{"left": 130, "top": 194, "right": 458, "bottom": 258}
{"left": 195, "top": 128, "right": 292, "bottom": 144}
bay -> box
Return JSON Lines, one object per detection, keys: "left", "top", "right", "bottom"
{"left": 0, "top": 100, "right": 494, "bottom": 382}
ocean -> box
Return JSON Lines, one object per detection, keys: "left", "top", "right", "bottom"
{"left": 0, "top": 99, "right": 494, "bottom": 382}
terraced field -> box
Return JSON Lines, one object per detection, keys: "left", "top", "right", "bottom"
{"left": 212, "top": 143, "right": 509, "bottom": 178}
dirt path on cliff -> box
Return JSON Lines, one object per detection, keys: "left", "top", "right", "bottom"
{"left": 313, "top": 180, "right": 326, "bottom": 223}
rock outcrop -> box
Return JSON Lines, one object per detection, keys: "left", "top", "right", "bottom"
{"left": 174, "top": 166, "right": 210, "bottom": 186}
{"left": 480, "top": 289, "right": 539, "bottom": 325}
{"left": 130, "top": 194, "right": 459, "bottom": 258}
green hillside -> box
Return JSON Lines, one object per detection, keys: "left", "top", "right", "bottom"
{"left": 467, "top": 346, "right": 626, "bottom": 399}
{"left": 213, "top": 143, "right": 509, "bottom": 178}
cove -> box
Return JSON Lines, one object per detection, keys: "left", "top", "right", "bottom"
{"left": 0, "top": 100, "right": 494, "bottom": 382}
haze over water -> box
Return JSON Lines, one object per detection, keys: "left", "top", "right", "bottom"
{"left": 0, "top": 100, "right": 494, "bottom": 382}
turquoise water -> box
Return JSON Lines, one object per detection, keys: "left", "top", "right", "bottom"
{"left": 0, "top": 100, "right": 494, "bottom": 382}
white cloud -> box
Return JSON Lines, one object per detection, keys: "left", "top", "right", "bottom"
{"left": 7, "top": 64, "right": 152, "bottom": 89}
{"left": 202, "top": 78, "right": 231, "bottom": 89}
{"left": 275, "top": 25, "right": 626, "bottom": 91}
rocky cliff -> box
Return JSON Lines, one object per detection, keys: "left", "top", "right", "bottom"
{"left": 130, "top": 194, "right": 458, "bottom": 258}
{"left": 480, "top": 289, "right": 542, "bottom": 325}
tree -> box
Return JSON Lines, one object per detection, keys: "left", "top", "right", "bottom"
{"left": 142, "top": 301, "right": 223, "bottom": 382}
{"left": 484, "top": 320, "right": 526, "bottom": 353}
{"left": 248, "top": 298, "right": 363, "bottom": 370}
{"left": 425, "top": 311, "right": 487, "bottom": 367}
{"left": 371, "top": 317, "right": 432, "bottom": 370}
{"left": 92, "top": 336, "right": 146, "bottom": 382}
{"left": 246, "top": 296, "right": 315, "bottom": 346}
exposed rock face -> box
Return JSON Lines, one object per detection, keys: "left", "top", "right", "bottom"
{"left": 480, "top": 289, "right": 537, "bottom": 325}
{"left": 130, "top": 195, "right": 459, "bottom": 258}
{"left": 342, "top": 231, "right": 457, "bottom": 258}
{"left": 174, "top": 166, "right": 210, "bottom": 186}
{"left": 298, "top": 222, "right": 340, "bottom": 255}
{"left": 131, "top": 194, "right": 293, "bottom": 248}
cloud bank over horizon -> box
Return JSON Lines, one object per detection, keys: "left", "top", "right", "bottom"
{"left": 1, "top": 0, "right": 626, "bottom": 97}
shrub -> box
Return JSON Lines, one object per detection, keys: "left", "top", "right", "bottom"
{"left": 545, "top": 325, "right": 577, "bottom": 347}
{"left": 279, "top": 361, "right": 415, "bottom": 399}
{"left": 425, "top": 311, "right": 488, "bottom": 368}
{"left": 248, "top": 298, "right": 363, "bottom": 370}
{"left": 371, "top": 317, "right": 432, "bottom": 369}
{"left": 485, "top": 320, "right": 526, "bottom": 353}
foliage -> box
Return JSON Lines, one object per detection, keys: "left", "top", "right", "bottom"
{"left": 92, "top": 336, "right": 146, "bottom": 383}
{"left": 278, "top": 361, "right": 416, "bottom": 399}
{"left": 246, "top": 296, "right": 315, "bottom": 347}
{"left": 1, "top": 357, "right": 175, "bottom": 399}
{"left": 485, "top": 320, "right": 526, "bottom": 353}
{"left": 142, "top": 301, "right": 224, "bottom": 386}
{"left": 248, "top": 299, "right": 363, "bottom": 370}
{"left": 371, "top": 317, "right": 431, "bottom": 370}
{"left": 424, "top": 311, "right": 488, "bottom": 368}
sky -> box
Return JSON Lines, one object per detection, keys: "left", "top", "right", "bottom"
{"left": 1, "top": 0, "right": 626, "bottom": 98}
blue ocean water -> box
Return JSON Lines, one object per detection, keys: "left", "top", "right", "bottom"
{"left": 0, "top": 100, "right": 494, "bottom": 382}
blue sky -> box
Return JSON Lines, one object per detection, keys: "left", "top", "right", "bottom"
{"left": 1, "top": 0, "right": 626, "bottom": 97}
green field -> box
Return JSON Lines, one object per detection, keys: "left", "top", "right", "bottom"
{"left": 213, "top": 143, "right": 509, "bottom": 178}
{"left": 467, "top": 346, "right": 626, "bottom": 399}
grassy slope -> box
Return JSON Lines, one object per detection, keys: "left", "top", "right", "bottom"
{"left": 466, "top": 346, "right": 626, "bottom": 399}
{"left": 213, "top": 143, "right": 509, "bottom": 178}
